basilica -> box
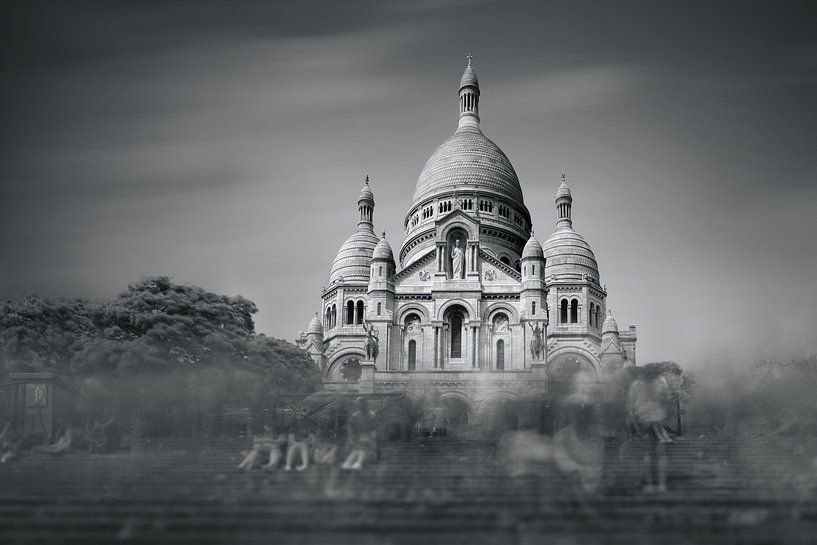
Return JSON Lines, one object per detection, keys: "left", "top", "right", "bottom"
{"left": 296, "top": 60, "right": 636, "bottom": 419}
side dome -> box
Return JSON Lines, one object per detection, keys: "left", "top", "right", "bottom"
{"left": 329, "top": 229, "right": 380, "bottom": 284}
{"left": 411, "top": 126, "right": 525, "bottom": 207}
{"left": 602, "top": 310, "right": 619, "bottom": 335}
{"left": 543, "top": 174, "right": 600, "bottom": 282}
{"left": 307, "top": 313, "right": 323, "bottom": 335}
{"left": 543, "top": 228, "right": 600, "bottom": 281}
{"left": 372, "top": 233, "right": 394, "bottom": 262}
{"left": 521, "top": 233, "right": 544, "bottom": 260}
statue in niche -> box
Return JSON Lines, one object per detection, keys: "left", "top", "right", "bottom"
{"left": 363, "top": 321, "right": 379, "bottom": 363}
{"left": 451, "top": 239, "right": 464, "bottom": 279}
{"left": 528, "top": 321, "right": 544, "bottom": 361}
{"left": 406, "top": 319, "right": 421, "bottom": 334}
{"left": 493, "top": 315, "right": 509, "bottom": 333}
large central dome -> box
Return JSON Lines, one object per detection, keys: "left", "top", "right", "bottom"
{"left": 411, "top": 124, "right": 525, "bottom": 207}
{"left": 399, "top": 59, "right": 532, "bottom": 267}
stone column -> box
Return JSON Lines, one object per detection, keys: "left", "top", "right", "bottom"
{"left": 471, "top": 326, "right": 477, "bottom": 368}
{"left": 440, "top": 326, "right": 447, "bottom": 370}
{"left": 433, "top": 326, "right": 439, "bottom": 369}
{"left": 399, "top": 325, "right": 405, "bottom": 371}
{"left": 474, "top": 326, "right": 482, "bottom": 369}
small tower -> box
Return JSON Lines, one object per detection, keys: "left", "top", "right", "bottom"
{"left": 296, "top": 312, "right": 326, "bottom": 369}
{"left": 520, "top": 230, "right": 549, "bottom": 363}
{"left": 599, "top": 309, "right": 624, "bottom": 374}
{"left": 457, "top": 54, "right": 480, "bottom": 130}
{"left": 368, "top": 231, "right": 396, "bottom": 320}
{"left": 555, "top": 172, "right": 572, "bottom": 229}
{"left": 358, "top": 175, "right": 375, "bottom": 229}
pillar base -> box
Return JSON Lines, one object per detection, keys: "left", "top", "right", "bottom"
{"left": 359, "top": 360, "right": 376, "bottom": 393}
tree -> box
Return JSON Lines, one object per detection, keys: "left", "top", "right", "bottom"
{"left": 0, "top": 276, "right": 321, "bottom": 436}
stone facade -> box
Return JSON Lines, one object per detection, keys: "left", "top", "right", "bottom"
{"left": 296, "top": 60, "right": 637, "bottom": 422}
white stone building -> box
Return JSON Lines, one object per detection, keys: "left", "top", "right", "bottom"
{"left": 296, "top": 60, "right": 636, "bottom": 421}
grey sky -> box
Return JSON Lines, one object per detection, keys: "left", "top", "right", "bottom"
{"left": 2, "top": 0, "right": 816, "bottom": 370}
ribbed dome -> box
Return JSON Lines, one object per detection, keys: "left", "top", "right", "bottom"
{"left": 543, "top": 227, "right": 600, "bottom": 281}
{"left": 521, "top": 233, "right": 544, "bottom": 260}
{"left": 460, "top": 65, "right": 479, "bottom": 89}
{"left": 307, "top": 314, "right": 323, "bottom": 335}
{"left": 411, "top": 125, "right": 525, "bottom": 207}
{"left": 602, "top": 310, "right": 619, "bottom": 335}
{"left": 372, "top": 234, "right": 394, "bottom": 262}
{"left": 329, "top": 228, "right": 380, "bottom": 284}
{"left": 556, "top": 178, "right": 572, "bottom": 200}
{"left": 358, "top": 177, "right": 374, "bottom": 203}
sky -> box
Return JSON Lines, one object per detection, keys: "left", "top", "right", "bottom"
{"left": 1, "top": 0, "right": 816, "bottom": 371}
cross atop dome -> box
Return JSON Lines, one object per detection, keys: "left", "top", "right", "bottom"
{"left": 466, "top": 53, "right": 473, "bottom": 67}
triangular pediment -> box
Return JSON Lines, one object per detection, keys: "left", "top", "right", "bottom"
{"left": 437, "top": 208, "right": 480, "bottom": 228}
{"left": 393, "top": 248, "right": 436, "bottom": 287}
{"left": 479, "top": 250, "right": 521, "bottom": 282}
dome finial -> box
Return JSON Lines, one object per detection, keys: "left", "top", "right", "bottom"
{"left": 458, "top": 56, "right": 480, "bottom": 130}
{"left": 555, "top": 172, "right": 573, "bottom": 229}
{"left": 357, "top": 175, "right": 375, "bottom": 229}
{"left": 381, "top": 230, "right": 386, "bottom": 238}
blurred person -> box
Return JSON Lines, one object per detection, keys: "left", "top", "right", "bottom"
{"left": 341, "top": 397, "right": 377, "bottom": 470}
{"left": 313, "top": 430, "right": 338, "bottom": 465}
{"left": 497, "top": 429, "right": 554, "bottom": 477}
{"left": 237, "top": 425, "right": 282, "bottom": 471}
{"left": 553, "top": 402, "right": 604, "bottom": 494}
{"left": 626, "top": 365, "right": 673, "bottom": 492}
{"left": 285, "top": 418, "right": 314, "bottom": 471}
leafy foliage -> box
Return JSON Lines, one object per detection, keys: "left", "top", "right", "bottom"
{"left": 0, "top": 277, "right": 321, "bottom": 435}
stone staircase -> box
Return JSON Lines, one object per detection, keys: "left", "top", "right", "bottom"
{"left": 1, "top": 435, "right": 816, "bottom": 544}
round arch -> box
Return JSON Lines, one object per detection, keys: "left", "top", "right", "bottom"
{"left": 477, "top": 390, "right": 519, "bottom": 414}
{"left": 438, "top": 391, "right": 474, "bottom": 426}
{"left": 439, "top": 221, "right": 476, "bottom": 242}
{"left": 547, "top": 346, "right": 599, "bottom": 375}
{"left": 326, "top": 348, "right": 367, "bottom": 380}
{"left": 397, "top": 303, "right": 431, "bottom": 324}
{"left": 484, "top": 302, "right": 520, "bottom": 324}
{"left": 436, "top": 298, "right": 476, "bottom": 322}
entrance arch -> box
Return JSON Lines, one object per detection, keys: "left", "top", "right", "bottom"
{"left": 441, "top": 396, "right": 471, "bottom": 428}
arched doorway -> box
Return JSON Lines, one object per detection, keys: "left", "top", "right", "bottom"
{"left": 442, "top": 304, "right": 469, "bottom": 367}
{"left": 441, "top": 397, "right": 470, "bottom": 429}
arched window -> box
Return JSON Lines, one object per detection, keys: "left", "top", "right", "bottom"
{"left": 596, "top": 307, "right": 602, "bottom": 329}
{"left": 531, "top": 301, "right": 536, "bottom": 315}
{"left": 407, "top": 340, "right": 416, "bottom": 371}
{"left": 378, "top": 266, "right": 382, "bottom": 277}
{"left": 589, "top": 302, "right": 595, "bottom": 327}
{"left": 570, "top": 299, "right": 579, "bottom": 324}
{"left": 560, "top": 300, "right": 568, "bottom": 324}
{"left": 450, "top": 313, "right": 463, "bottom": 358}
{"left": 531, "top": 265, "right": 535, "bottom": 276}
{"left": 356, "top": 301, "right": 364, "bottom": 324}
{"left": 496, "top": 340, "right": 505, "bottom": 371}
{"left": 377, "top": 302, "right": 382, "bottom": 316}
{"left": 346, "top": 301, "right": 354, "bottom": 325}
{"left": 325, "top": 307, "right": 331, "bottom": 328}
{"left": 500, "top": 256, "right": 510, "bottom": 266}
{"left": 331, "top": 305, "right": 337, "bottom": 328}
